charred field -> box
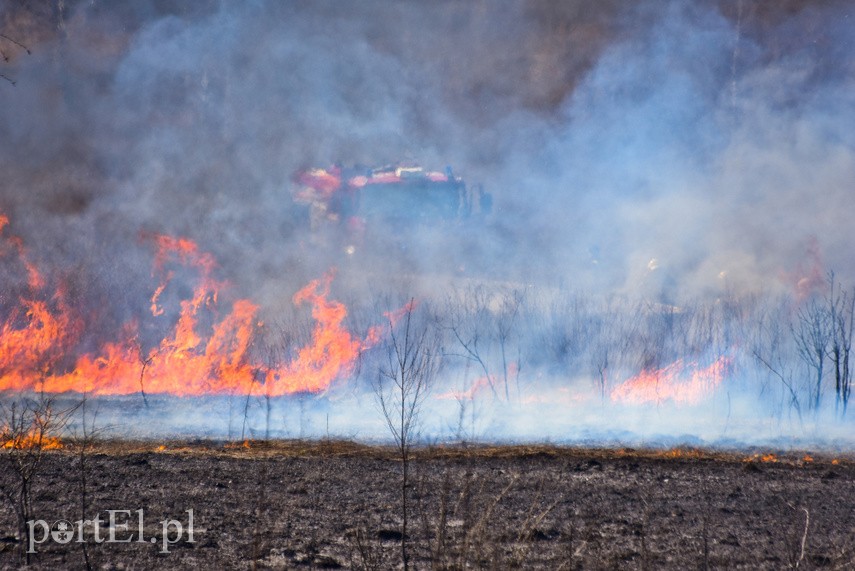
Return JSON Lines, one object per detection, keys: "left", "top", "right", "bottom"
{"left": 2, "top": 440, "right": 853, "bottom": 570}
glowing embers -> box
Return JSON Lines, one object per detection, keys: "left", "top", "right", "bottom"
{"left": 610, "top": 355, "right": 732, "bottom": 405}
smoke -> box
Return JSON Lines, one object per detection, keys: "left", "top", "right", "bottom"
{"left": 3, "top": 1, "right": 851, "bottom": 293}
{"left": 1, "top": 0, "right": 854, "bottom": 445}
{"left": 511, "top": 1, "right": 855, "bottom": 296}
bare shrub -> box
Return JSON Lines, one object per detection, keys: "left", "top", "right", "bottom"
{"left": 0, "top": 393, "right": 77, "bottom": 564}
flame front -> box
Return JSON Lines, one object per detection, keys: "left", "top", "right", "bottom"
{"left": 0, "top": 216, "right": 79, "bottom": 392}
{"left": 1, "top": 209, "right": 737, "bottom": 406}
{"left": 1, "top": 428, "right": 63, "bottom": 450}
{"left": 0, "top": 212, "right": 378, "bottom": 397}
{"left": 264, "top": 273, "right": 367, "bottom": 394}
{"left": 610, "top": 356, "right": 732, "bottom": 405}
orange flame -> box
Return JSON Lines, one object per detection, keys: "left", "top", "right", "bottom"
{"left": 1, "top": 427, "right": 62, "bottom": 450}
{"left": 224, "top": 439, "right": 252, "bottom": 449}
{"left": 0, "top": 219, "right": 79, "bottom": 391}
{"left": 743, "top": 453, "right": 778, "bottom": 463}
{"left": 0, "top": 212, "right": 382, "bottom": 397}
{"left": 659, "top": 448, "right": 705, "bottom": 459}
{"left": 263, "top": 272, "right": 377, "bottom": 395}
{"left": 610, "top": 356, "right": 732, "bottom": 405}
{"left": 781, "top": 236, "right": 825, "bottom": 301}
{"left": 0, "top": 213, "right": 45, "bottom": 291}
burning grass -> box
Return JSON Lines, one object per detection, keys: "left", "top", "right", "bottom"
{"left": 0, "top": 214, "right": 387, "bottom": 398}
{"left": 610, "top": 356, "right": 732, "bottom": 405}
{"left": 0, "top": 430, "right": 62, "bottom": 450}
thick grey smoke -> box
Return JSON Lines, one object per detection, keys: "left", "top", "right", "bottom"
{"left": 1, "top": 1, "right": 854, "bottom": 445}
{"left": 2, "top": 1, "right": 852, "bottom": 296}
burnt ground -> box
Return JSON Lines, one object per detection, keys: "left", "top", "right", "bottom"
{"left": 1, "top": 441, "right": 854, "bottom": 570}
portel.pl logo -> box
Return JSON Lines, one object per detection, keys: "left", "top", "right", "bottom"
{"left": 27, "top": 509, "right": 194, "bottom": 554}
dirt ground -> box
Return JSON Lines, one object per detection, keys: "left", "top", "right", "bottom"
{"left": 1, "top": 440, "right": 853, "bottom": 569}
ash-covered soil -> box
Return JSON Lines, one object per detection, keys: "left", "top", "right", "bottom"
{"left": 1, "top": 441, "right": 854, "bottom": 569}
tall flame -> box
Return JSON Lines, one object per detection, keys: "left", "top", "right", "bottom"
{"left": 0, "top": 212, "right": 380, "bottom": 397}
{"left": 264, "top": 273, "right": 371, "bottom": 394}
{"left": 0, "top": 217, "right": 79, "bottom": 392}
{"left": 0, "top": 213, "right": 45, "bottom": 291}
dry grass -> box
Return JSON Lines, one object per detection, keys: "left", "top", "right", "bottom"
{"left": 62, "top": 438, "right": 851, "bottom": 469}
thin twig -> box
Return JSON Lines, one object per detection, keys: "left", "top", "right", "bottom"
{"left": 0, "top": 34, "right": 31, "bottom": 54}
{"left": 796, "top": 507, "right": 809, "bottom": 568}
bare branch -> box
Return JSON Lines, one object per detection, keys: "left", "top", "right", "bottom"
{"left": 0, "top": 34, "right": 31, "bottom": 55}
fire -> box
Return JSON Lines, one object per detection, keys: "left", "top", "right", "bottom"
{"left": 263, "top": 272, "right": 376, "bottom": 395}
{"left": 224, "top": 439, "right": 252, "bottom": 449}
{"left": 0, "top": 211, "right": 382, "bottom": 397}
{"left": 1, "top": 428, "right": 62, "bottom": 450}
{"left": 0, "top": 219, "right": 79, "bottom": 392}
{"left": 610, "top": 355, "right": 732, "bottom": 405}
{"left": 0, "top": 213, "right": 45, "bottom": 291}
{"left": 744, "top": 453, "right": 778, "bottom": 463}
{"left": 659, "top": 448, "right": 705, "bottom": 459}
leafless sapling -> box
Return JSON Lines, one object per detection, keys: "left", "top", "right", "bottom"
{"left": 826, "top": 273, "right": 854, "bottom": 417}
{"left": 792, "top": 297, "right": 831, "bottom": 411}
{"left": 68, "top": 394, "right": 106, "bottom": 571}
{"left": 443, "top": 287, "right": 499, "bottom": 400}
{"left": 373, "top": 300, "right": 441, "bottom": 571}
{"left": 0, "top": 392, "right": 76, "bottom": 564}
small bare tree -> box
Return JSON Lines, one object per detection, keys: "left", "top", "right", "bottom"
{"left": 494, "top": 287, "right": 525, "bottom": 400}
{"left": 792, "top": 297, "right": 831, "bottom": 411}
{"left": 373, "top": 300, "right": 441, "bottom": 571}
{"left": 443, "top": 287, "right": 499, "bottom": 400}
{"left": 751, "top": 297, "right": 804, "bottom": 422}
{"left": 826, "top": 273, "right": 854, "bottom": 417}
{"left": 441, "top": 285, "right": 525, "bottom": 402}
{"left": 0, "top": 393, "right": 76, "bottom": 564}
